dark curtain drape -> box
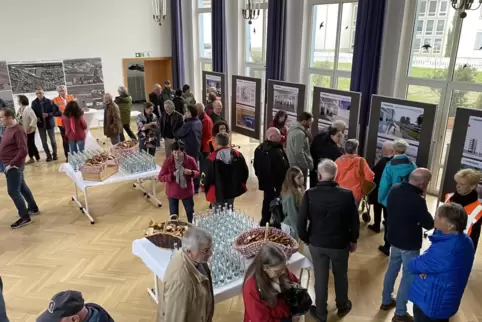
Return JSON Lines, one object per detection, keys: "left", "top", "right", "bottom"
{"left": 350, "top": 0, "right": 386, "bottom": 155}
{"left": 266, "top": 0, "right": 287, "bottom": 81}
{"left": 212, "top": 0, "right": 227, "bottom": 73}
{"left": 170, "top": 0, "right": 185, "bottom": 89}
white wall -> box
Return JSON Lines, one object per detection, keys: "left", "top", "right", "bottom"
{"left": 0, "top": 0, "right": 171, "bottom": 96}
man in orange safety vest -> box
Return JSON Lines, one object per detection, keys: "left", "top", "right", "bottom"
{"left": 52, "top": 85, "right": 75, "bottom": 161}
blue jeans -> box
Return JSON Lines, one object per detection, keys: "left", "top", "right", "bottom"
{"left": 382, "top": 246, "right": 420, "bottom": 316}
{"left": 0, "top": 277, "right": 8, "bottom": 322}
{"left": 4, "top": 167, "right": 38, "bottom": 219}
{"left": 68, "top": 140, "right": 85, "bottom": 153}
{"left": 168, "top": 197, "right": 195, "bottom": 223}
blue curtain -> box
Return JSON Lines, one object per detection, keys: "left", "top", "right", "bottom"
{"left": 170, "top": 0, "right": 185, "bottom": 89}
{"left": 212, "top": 0, "right": 227, "bottom": 73}
{"left": 266, "top": 0, "right": 287, "bottom": 81}
{"left": 350, "top": 0, "right": 386, "bottom": 155}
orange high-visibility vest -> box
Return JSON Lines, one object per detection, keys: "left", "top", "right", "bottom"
{"left": 445, "top": 193, "right": 482, "bottom": 236}
{"left": 52, "top": 95, "right": 75, "bottom": 127}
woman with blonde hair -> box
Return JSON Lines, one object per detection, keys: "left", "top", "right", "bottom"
{"left": 445, "top": 168, "right": 482, "bottom": 252}
{"left": 281, "top": 166, "right": 305, "bottom": 239}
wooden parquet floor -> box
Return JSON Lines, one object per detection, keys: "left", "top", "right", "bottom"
{"left": 0, "top": 130, "right": 481, "bottom": 322}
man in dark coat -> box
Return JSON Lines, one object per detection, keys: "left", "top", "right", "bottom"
{"left": 173, "top": 89, "right": 187, "bottom": 114}
{"left": 254, "top": 127, "right": 290, "bottom": 226}
{"left": 161, "top": 100, "right": 184, "bottom": 157}
{"left": 309, "top": 120, "right": 346, "bottom": 188}
{"left": 368, "top": 141, "right": 394, "bottom": 233}
{"left": 149, "top": 83, "right": 163, "bottom": 119}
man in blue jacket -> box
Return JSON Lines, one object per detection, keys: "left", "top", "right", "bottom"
{"left": 31, "top": 87, "right": 61, "bottom": 162}
{"left": 408, "top": 203, "right": 474, "bottom": 322}
{"left": 380, "top": 168, "right": 434, "bottom": 322}
{"left": 176, "top": 104, "right": 202, "bottom": 193}
{"left": 378, "top": 139, "right": 416, "bottom": 256}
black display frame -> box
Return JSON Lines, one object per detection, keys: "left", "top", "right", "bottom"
{"left": 365, "top": 95, "right": 437, "bottom": 168}
{"left": 202, "top": 70, "right": 227, "bottom": 119}
{"left": 266, "top": 80, "right": 306, "bottom": 131}
{"left": 231, "top": 75, "right": 262, "bottom": 140}
{"left": 439, "top": 108, "right": 482, "bottom": 202}
{"left": 311, "top": 86, "right": 361, "bottom": 139}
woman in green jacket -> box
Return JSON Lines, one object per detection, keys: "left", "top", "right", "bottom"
{"left": 115, "top": 85, "right": 137, "bottom": 141}
{"left": 281, "top": 166, "right": 305, "bottom": 240}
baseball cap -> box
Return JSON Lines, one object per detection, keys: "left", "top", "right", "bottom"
{"left": 37, "top": 290, "right": 84, "bottom": 322}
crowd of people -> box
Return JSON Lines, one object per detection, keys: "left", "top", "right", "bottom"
{"left": 0, "top": 80, "right": 481, "bottom": 322}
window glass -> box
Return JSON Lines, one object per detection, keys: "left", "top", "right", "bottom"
{"left": 416, "top": 20, "right": 423, "bottom": 34}
{"left": 198, "top": 0, "right": 211, "bottom": 8}
{"left": 199, "top": 13, "right": 212, "bottom": 59}
{"left": 425, "top": 20, "right": 434, "bottom": 35}
{"left": 310, "top": 4, "right": 339, "bottom": 69}
{"left": 433, "top": 38, "right": 442, "bottom": 54}
{"left": 338, "top": 2, "right": 357, "bottom": 71}
{"left": 413, "top": 38, "right": 422, "bottom": 53}
{"left": 337, "top": 77, "right": 351, "bottom": 91}
{"left": 246, "top": 10, "right": 266, "bottom": 64}
{"left": 439, "top": 1, "right": 448, "bottom": 16}
{"left": 419, "top": 1, "right": 427, "bottom": 16}
{"left": 428, "top": 1, "right": 437, "bottom": 16}
{"left": 436, "top": 20, "right": 445, "bottom": 35}
{"left": 454, "top": 17, "right": 482, "bottom": 83}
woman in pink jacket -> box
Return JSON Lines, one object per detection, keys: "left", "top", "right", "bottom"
{"left": 158, "top": 140, "right": 200, "bottom": 223}
{"left": 335, "top": 139, "right": 374, "bottom": 203}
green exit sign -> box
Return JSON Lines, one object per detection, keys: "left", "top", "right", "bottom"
{"left": 135, "top": 52, "right": 152, "bottom": 58}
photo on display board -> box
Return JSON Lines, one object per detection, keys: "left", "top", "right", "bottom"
{"left": 63, "top": 58, "right": 104, "bottom": 86}
{"left": 375, "top": 102, "right": 424, "bottom": 163}
{"left": 67, "top": 84, "right": 105, "bottom": 109}
{"left": 273, "top": 84, "right": 299, "bottom": 114}
{"left": 318, "top": 91, "right": 351, "bottom": 133}
{"left": 0, "top": 90, "right": 14, "bottom": 108}
{"left": 461, "top": 115, "right": 482, "bottom": 199}
{"left": 8, "top": 62, "right": 64, "bottom": 94}
{"left": 235, "top": 104, "right": 256, "bottom": 131}
{"left": 0, "top": 61, "right": 11, "bottom": 91}
{"left": 236, "top": 79, "right": 256, "bottom": 108}
{"left": 205, "top": 74, "right": 222, "bottom": 100}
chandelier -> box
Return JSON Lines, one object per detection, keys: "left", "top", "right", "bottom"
{"left": 152, "top": 0, "right": 167, "bottom": 26}
{"left": 451, "top": 0, "right": 482, "bottom": 18}
{"left": 242, "top": 0, "right": 261, "bottom": 25}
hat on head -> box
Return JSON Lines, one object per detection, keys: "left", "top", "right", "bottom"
{"left": 37, "top": 290, "right": 84, "bottom": 322}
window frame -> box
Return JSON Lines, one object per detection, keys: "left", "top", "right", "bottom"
{"left": 304, "top": 0, "right": 358, "bottom": 111}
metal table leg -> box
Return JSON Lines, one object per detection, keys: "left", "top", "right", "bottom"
{"left": 134, "top": 178, "right": 162, "bottom": 207}
{"left": 147, "top": 272, "right": 160, "bottom": 304}
{"left": 71, "top": 184, "right": 95, "bottom": 224}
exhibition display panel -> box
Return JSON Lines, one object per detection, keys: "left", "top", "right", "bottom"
{"left": 59, "top": 163, "right": 162, "bottom": 224}
{"left": 132, "top": 237, "right": 312, "bottom": 304}
{"left": 266, "top": 80, "right": 306, "bottom": 131}
{"left": 202, "top": 70, "right": 227, "bottom": 119}
{"left": 311, "top": 86, "right": 361, "bottom": 139}
{"left": 439, "top": 108, "right": 482, "bottom": 202}
{"left": 365, "top": 95, "right": 436, "bottom": 168}
{"left": 231, "top": 75, "right": 262, "bottom": 140}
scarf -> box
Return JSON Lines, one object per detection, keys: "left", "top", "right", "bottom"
{"left": 450, "top": 190, "right": 479, "bottom": 207}
{"left": 174, "top": 156, "right": 187, "bottom": 189}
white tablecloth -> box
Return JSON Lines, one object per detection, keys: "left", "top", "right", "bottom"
{"left": 59, "top": 163, "right": 160, "bottom": 193}
{"left": 132, "top": 237, "right": 313, "bottom": 303}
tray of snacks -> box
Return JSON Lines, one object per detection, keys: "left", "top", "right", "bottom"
{"left": 80, "top": 153, "right": 119, "bottom": 181}
{"left": 145, "top": 219, "right": 191, "bottom": 250}
{"left": 234, "top": 224, "right": 299, "bottom": 259}
{"left": 111, "top": 140, "right": 139, "bottom": 158}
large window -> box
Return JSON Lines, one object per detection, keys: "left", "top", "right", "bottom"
{"left": 398, "top": 0, "right": 482, "bottom": 193}
{"left": 305, "top": 0, "right": 358, "bottom": 108}
{"left": 244, "top": 1, "right": 269, "bottom": 85}
{"left": 197, "top": 1, "right": 212, "bottom": 85}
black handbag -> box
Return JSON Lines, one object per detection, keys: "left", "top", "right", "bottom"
{"left": 281, "top": 283, "right": 312, "bottom": 316}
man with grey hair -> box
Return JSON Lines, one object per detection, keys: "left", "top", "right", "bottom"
{"left": 298, "top": 159, "right": 359, "bottom": 321}
{"left": 149, "top": 83, "right": 163, "bottom": 119}
{"left": 157, "top": 226, "right": 214, "bottom": 322}
{"left": 378, "top": 139, "right": 416, "bottom": 256}
{"left": 115, "top": 85, "right": 136, "bottom": 141}
{"left": 160, "top": 100, "right": 183, "bottom": 157}
{"left": 52, "top": 85, "right": 76, "bottom": 161}
{"left": 368, "top": 141, "right": 394, "bottom": 233}
{"left": 380, "top": 168, "right": 434, "bottom": 322}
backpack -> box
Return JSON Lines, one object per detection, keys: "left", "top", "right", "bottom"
{"left": 269, "top": 197, "right": 285, "bottom": 229}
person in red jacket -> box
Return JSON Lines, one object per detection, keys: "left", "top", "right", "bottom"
{"left": 158, "top": 140, "right": 200, "bottom": 223}
{"left": 61, "top": 101, "right": 87, "bottom": 153}
{"left": 197, "top": 102, "right": 213, "bottom": 170}
{"left": 243, "top": 243, "right": 300, "bottom": 322}
{"left": 270, "top": 110, "right": 288, "bottom": 148}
